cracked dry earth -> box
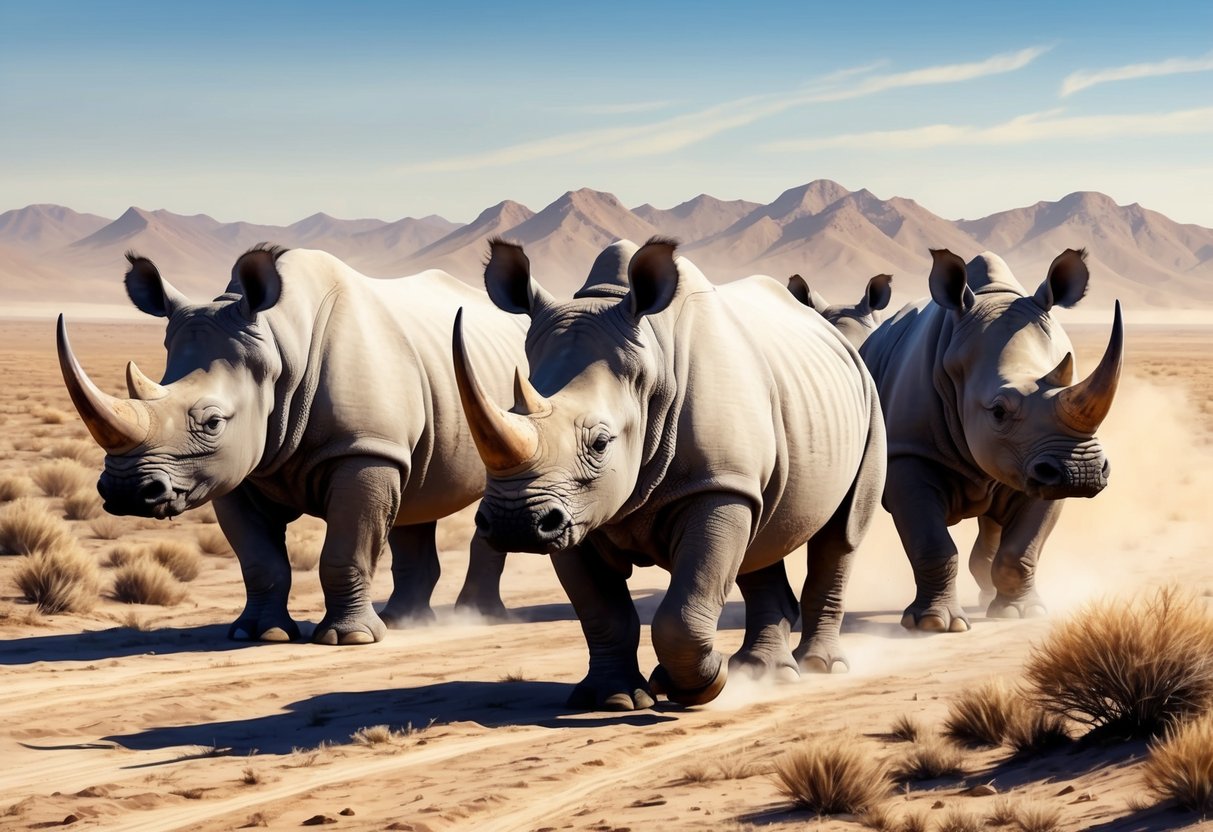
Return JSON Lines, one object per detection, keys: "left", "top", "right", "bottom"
{"left": 2, "top": 319, "right": 1213, "bottom": 831}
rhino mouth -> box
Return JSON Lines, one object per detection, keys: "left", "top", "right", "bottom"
{"left": 474, "top": 497, "right": 577, "bottom": 554}
{"left": 1023, "top": 455, "right": 1110, "bottom": 500}
{"left": 99, "top": 472, "right": 201, "bottom": 520}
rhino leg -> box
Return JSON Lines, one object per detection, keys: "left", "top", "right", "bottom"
{"left": 968, "top": 515, "right": 1002, "bottom": 610}
{"left": 312, "top": 458, "right": 402, "bottom": 646}
{"left": 379, "top": 521, "right": 440, "bottom": 627}
{"left": 215, "top": 485, "right": 301, "bottom": 643}
{"left": 649, "top": 496, "right": 750, "bottom": 706}
{"left": 554, "top": 542, "right": 653, "bottom": 712}
{"left": 987, "top": 498, "right": 1061, "bottom": 619}
{"left": 886, "top": 459, "right": 970, "bottom": 633}
{"left": 730, "top": 561, "right": 799, "bottom": 681}
{"left": 454, "top": 535, "right": 509, "bottom": 620}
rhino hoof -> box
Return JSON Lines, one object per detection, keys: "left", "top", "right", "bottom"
{"left": 649, "top": 661, "right": 728, "bottom": 707}
{"left": 567, "top": 678, "right": 655, "bottom": 711}
{"left": 901, "top": 611, "right": 970, "bottom": 633}
{"left": 987, "top": 599, "right": 1048, "bottom": 620}
{"left": 259, "top": 626, "right": 292, "bottom": 643}
{"left": 228, "top": 616, "right": 300, "bottom": 643}
{"left": 379, "top": 607, "right": 436, "bottom": 629}
{"left": 798, "top": 654, "right": 849, "bottom": 674}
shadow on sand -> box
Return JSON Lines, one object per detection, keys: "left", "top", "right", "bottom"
{"left": 91, "top": 680, "right": 676, "bottom": 760}
{"left": 0, "top": 623, "right": 261, "bottom": 666}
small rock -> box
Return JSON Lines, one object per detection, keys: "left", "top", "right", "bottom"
{"left": 301, "top": 815, "right": 336, "bottom": 826}
{"left": 62, "top": 815, "right": 80, "bottom": 826}
{"left": 963, "top": 784, "right": 997, "bottom": 797}
{"left": 629, "top": 798, "right": 666, "bottom": 808}
{"left": 1055, "top": 785, "right": 1076, "bottom": 796}
{"left": 1072, "top": 792, "right": 1096, "bottom": 803}
{"left": 75, "top": 786, "right": 109, "bottom": 798}
{"left": 339, "top": 808, "right": 354, "bottom": 816}
{"left": 931, "top": 800, "right": 945, "bottom": 809}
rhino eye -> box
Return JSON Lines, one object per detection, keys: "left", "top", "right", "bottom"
{"left": 991, "top": 404, "right": 1008, "bottom": 422}
{"left": 590, "top": 434, "right": 611, "bottom": 454}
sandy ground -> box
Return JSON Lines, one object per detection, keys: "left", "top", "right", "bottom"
{"left": 1, "top": 317, "right": 1212, "bottom": 831}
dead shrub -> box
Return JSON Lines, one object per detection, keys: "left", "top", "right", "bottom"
{"left": 288, "top": 531, "right": 322, "bottom": 571}
{"left": 899, "top": 808, "right": 930, "bottom": 832}
{"left": 63, "top": 490, "right": 102, "bottom": 521}
{"left": 936, "top": 806, "right": 984, "bottom": 832}
{"left": 985, "top": 797, "right": 1018, "bottom": 827}
{"left": 0, "top": 499, "right": 73, "bottom": 555}
{"left": 891, "top": 735, "right": 966, "bottom": 782}
{"left": 889, "top": 713, "right": 922, "bottom": 742}
{"left": 13, "top": 546, "right": 100, "bottom": 614}
{"left": 944, "top": 678, "right": 1017, "bottom": 746}
{"left": 1012, "top": 802, "right": 1063, "bottom": 832}
{"left": 240, "top": 767, "right": 261, "bottom": 786}
{"left": 29, "top": 459, "right": 93, "bottom": 497}
{"left": 104, "top": 543, "right": 146, "bottom": 568}
{"left": 196, "top": 527, "right": 232, "bottom": 555}
{"left": 0, "top": 474, "right": 31, "bottom": 503}
{"left": 45, "top": 439, "right": 99, "bottom": 465}
{"left": 146, "top": 540, "right": 202, "bottom": 581}
{"left": 34, "top": 406, "right": 70, "bottom": 425}
{"left": 111, "top": 559, "right": 186, "bottom": 606}
{"left": 1143, "top": 710, "right": 1213, "bottom": 812}
{"left": 715, "top": 754, "right": 763, "bottom": 780}
{"left": 89, "top": 515, "right": 124, "bottom": 540}
{"left": 1025, "top": 586, "right": 1213, "bottom": 738}
{"left": 350, "top": 724, "right": 408, "bottom": 747}
{"left": 1004, "top": 703, "right": 1072, "bottom": 756}
{"left": 771, "top": 734, "right": 893, "bottom": 815}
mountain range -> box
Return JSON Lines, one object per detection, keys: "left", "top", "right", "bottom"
{"left": 3, "top": 180, "right": 1211, "bottom": 312}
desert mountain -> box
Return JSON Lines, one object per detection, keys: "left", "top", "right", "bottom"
{"left": 2, "top": 181, "right": 1209, "bottom": 313}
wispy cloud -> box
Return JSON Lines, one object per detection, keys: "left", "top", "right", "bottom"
{"left": 565, "top": 100, "right": 674, "bottom": 116}
{"left": 761, "top": 106, "right": 1213, "bottom": 152}
{"left": 1061, "top": 51, "right": 1213, "bottom": 97}
{"left": 396, "top": 47, "right": 1046, "bottom": 174}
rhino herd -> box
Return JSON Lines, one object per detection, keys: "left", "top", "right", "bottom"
{"left": 55, "top": 234, "right": 1122, "bottom": 710}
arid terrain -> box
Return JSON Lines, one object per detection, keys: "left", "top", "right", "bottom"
{"left": 2, "top": 317, "right": 1212, "bottom": 831}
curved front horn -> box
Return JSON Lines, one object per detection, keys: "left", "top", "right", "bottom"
{"left": 452, "top": 309, "right": 539, "bottom": 471}
{"left": 57, "top": 315, "right": 149, "bottom": 453}
{"left": 1057, "top": 300, "right": 1123, "bottom": 433}
{"left": 126, "top": 361, "right": 168, "bottom": 401}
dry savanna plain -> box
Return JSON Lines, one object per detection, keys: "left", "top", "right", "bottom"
{"left": 2, "top": 317, "right": 1213, "bottom": 832}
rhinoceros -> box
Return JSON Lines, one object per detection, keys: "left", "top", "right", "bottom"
{"left": 57, "top": 245, "right": 528, "bottom": 644}
{"left": 860, "top": 248, "right": 1121, "bottom": 632}
{"left": 787, "top": 273, "right": 893, "bottom": 349}
{"left": 452, "top": 237, "right": 886, "bottom": 709}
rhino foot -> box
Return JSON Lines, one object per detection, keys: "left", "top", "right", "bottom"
{"left": 793, "top": 639, "right": 850, "bottom": 674}
{"left": 978, "top": 589, "right": 997, "bottom": 610}
{"left": 228, "top": 609, "right": 301, "bottom": 643}
{"left": 567, "top": 671, "right": 655, "bottom": 712}
{"left": 453, "top": 593, "right": 511, "bottom": 623}
{"left": 313, "top": 606, "right": 388, "bottom": 645}
{"left": 729, "top": 648, "right": 800, "bottom": 682}
{"left": 649, "top": 658, "right": 728, "bottom": 707}
{"left": 900, "top": 602, "right": 970, "bottom": 633}
{"left": 987, "top": 593, "right": 1047, "bottom": 620}
{"left": 378, "top": 604, "right": 436, "bottom": 629}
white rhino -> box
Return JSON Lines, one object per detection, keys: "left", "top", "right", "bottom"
{"left": 860, "top": 249, "right": 1121, "bottom": 632}
{"left": 787, "top": 273, "right": 893, "bottom": 349}
{"left": 58, "top": 245, "right": 528, "bottom": 644}
{"left": 453, "top": 237, "right": 886, "bottom": 709}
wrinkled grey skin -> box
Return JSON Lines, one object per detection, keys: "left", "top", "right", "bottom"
{"left": 787, "top": 273, "right": 893, "bottom": 349}
{"left": 59, "top": 246, "right": 527, "bottom": 644}
{"left": 860, "top": 249, "right": 1121, "bottom": 632}
{"left": 457, "top": 238, "right": 886, "bottom": 710}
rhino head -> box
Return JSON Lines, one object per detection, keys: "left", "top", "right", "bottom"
{"left": 453, "top": 237, "right": 682, "bottom": 554}
{"left": 59, "top": 247, "right": 287, "bottom": 518}
{"left": 928, "top": 248, "right": 1122, "bottom": 500}
{"left": 788, "top": 272, "right": 892, "bottom": 349}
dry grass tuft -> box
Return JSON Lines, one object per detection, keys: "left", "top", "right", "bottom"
{"left": 1025, "top": 586, "right": 1213, "bottom": 738}
{"left": 891, "top": 735, "right": 967, "bottom": 782}
{"left": 89, "top": 514, "right": 124, "bottom": 540}
{"left": 715, "top": 754, "right": 764, "bottom": 780}
{"left": 13, "top": 546, "right": 100, "bottom": 614}
{"left": 29, "top": 459, "right": 94, "bottom": 497}
{"left": 771, "top": 734, "right": 893, "bottom": 815}
{"left": 498, "top": 669, "right": 528, "bottom": 683}
{"left": 45, "top": 439, "right": 100, "bottom": 465}
{"left": 936, "top": 806, "right": 984, "bottom": 832}
{"left": 898, "top": 808, "right": 930, "bottom": 832}
{"left": 33, "top": 406, "right": 70, "bottom": 425}
{"left": 1012, "top": 802, "right": 1064, "bottom": 832}
{"left": 985, "top": 797, "right": 1018, "bottom": 827}
{"left": 146, "top": 540, "right": 202, "bottom": 581}
{"left": 889, "top": 713, "right": 922, "bottom": 742}
{"left": 240, "top": 767, "right": 261, "bottom": 786}
{"left": 0, "top": 474, "right": 32, "bottom": 503}
{"left": 111, "top": 559, "right": 186, "bottom": 606}
{"left": 1143, "top": 710, "right": 1213, "bottom": 812}
{"left": 288, "top": 531, "right": 322, "bottom": 571}
{"left": 944, "top": 678, "right": 1017, "bottom": 746}
{"left": 104, "top": 543, "right": 146, "bottom": 568}
{"left": 195, "top": 527, "right": 232, "bottom": 555}
{"left": 0, "top": 499, "right": 73, "bottom": 555}
{"left": 63, "top": 490, "right": 103, "bottom": 521}
{"left": 1004, "top": 703, "right": 1072, "bottom": 756}
{"left": 857, "top": 802, "right": 896, "bottom": 831}
{"left": 350, "top": 724, "right": 413, "bottom": 747}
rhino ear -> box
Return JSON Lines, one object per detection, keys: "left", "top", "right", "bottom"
{"left": 484, "top": 237, "right": 552, "bottom": 316}
{"left": 124, "top": 253, "right": 188, "bottom": 318}
{"left": 232, "top": 244, "right": 286, "bottom": 318}
{"left": 1034, "top": 248, "right": 1090, "bottom": 310}
{"left": 928, "top": 249, "right": 974, "bottom": 313}
{"left": 787, "top": 274, "right": 831, "bottom": 311}
{"left": 628, "top": 236, "right": 682, "bottom": 318}
{"left": 865, "top": 274, "right": 893, "bottom": 312}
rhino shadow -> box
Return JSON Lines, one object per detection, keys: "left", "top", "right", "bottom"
{"left": 99, "top": 680, "right": 677, "bottom": 758}
{"left": 0, "top": 623, "right": 259, "bottom": 666}
{"left": 513, "top": 589, "right": 750, "bottom": 631}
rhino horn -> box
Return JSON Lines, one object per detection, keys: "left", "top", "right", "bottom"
{"left": 126, "top": 361, "right": 169, "bottom": 401}
{"left": 1057, "top": 300, "right": 1123, "bottom": 433}
{"left": 513, "top": 367, "right": 551, "bottom": 416}
{"left": 57, "top": 315, "right": 149, "bottom": 453}
{"left": 1040, "top": 352, "right": 1075, "bottom": 388}
{"left": 452, "top": 309, "right": 539, "bottom": 472}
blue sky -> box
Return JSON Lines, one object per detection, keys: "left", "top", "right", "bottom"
{"left": 2, "top": 1, "right": 1211, "bottom": 225}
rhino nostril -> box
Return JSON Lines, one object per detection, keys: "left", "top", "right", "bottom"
{"left": 537, "top": 507, "right": 567, "bottom": 535}
{"left": 138, "top": 478, "right": 171, "bottom": 504}
{"left": 1101, "top": 458, "right": 1112, "bottom": 478}
{"left": 1031, "top": 459, "right": 1062, "bottom": 485}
